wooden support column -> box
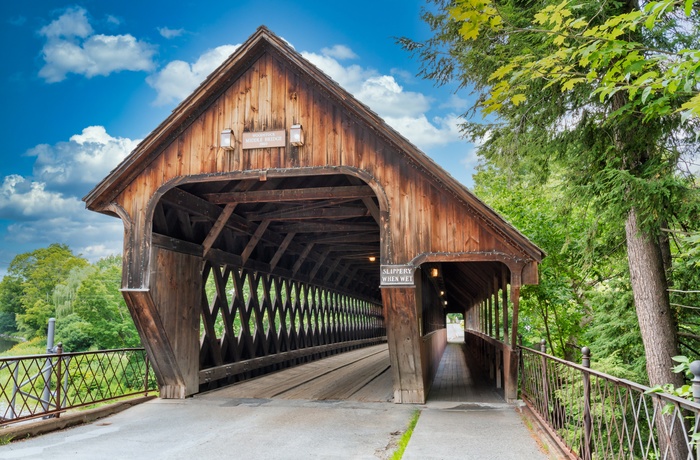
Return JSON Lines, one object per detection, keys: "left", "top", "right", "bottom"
{"left": 494, "top": 275, "right": 500, "bottom": 341}
{"left": 382, "top": 286, "right": 426, "bottom": 404}
{"left": 488, "top": 294, "right": 493, "bottom": 337}
{"left": 505, "top": 274, "right": 522, "bottom": 401}
{"left": 502, "top": 265, "right": 509, "bottom": 345}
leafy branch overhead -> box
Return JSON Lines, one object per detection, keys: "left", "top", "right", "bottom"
{"left": 450, "top": 0, "right": 700, "bottom": 121}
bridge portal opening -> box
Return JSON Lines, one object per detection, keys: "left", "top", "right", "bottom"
{"left": 150, "top": 172, "right": 385, "bottom": 392}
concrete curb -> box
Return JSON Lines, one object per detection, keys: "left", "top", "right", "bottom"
{"left": 515, "top": 401, "right": 571, "bottom": 459}
{"left": 0, "top": 395, "right": 156, "bottom": 442}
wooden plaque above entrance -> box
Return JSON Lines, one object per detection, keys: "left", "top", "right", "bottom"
{"left": 380, "top": 265, "right": 415, "bottom": 287}
{"left": 242, "top": 130, "right": 286, "bottom": 149}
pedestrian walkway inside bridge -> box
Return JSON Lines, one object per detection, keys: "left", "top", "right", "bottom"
{"left": 0, "top": 341, "right": 555, "bottom": 459}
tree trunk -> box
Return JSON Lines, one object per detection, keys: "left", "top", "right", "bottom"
{"left": 625, "top": 208, "right": 681, "bottom": 387}
{"left": 625, "top": 207, "right": 686, "bottom": 459}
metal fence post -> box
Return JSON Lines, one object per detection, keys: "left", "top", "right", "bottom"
{"left": 691, "top": 361, "right": 700, "bottom": 404}
{"left": 55, "top": 343, "right": 63, "bottom": 418}
{"left": 691, "top": 360, "right": 700, "bottom": 460}
{"left": 144, "top": 352, "right": 150, "bottom": 396}
{"left": 42, "top": 318, "right": 56, "bottom": 416}
{"left": 581, "top": 347, "right": 592, "bottom": 460}
{"left": 540, "top": 339, "right": 549, "bottom": 422}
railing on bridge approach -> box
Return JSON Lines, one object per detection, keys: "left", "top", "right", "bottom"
{"left": 0, "top": 346, "right": 156, "bottom": 426}
{"left": 520, "top": 342, "right": 700, "bottom": 460}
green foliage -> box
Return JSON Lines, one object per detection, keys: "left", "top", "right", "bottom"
{"left": 0, "top": 244, "right": 88, "bottom": 338}
{"left": 0, "top": 246, "right": 140, "bottom": 353}
{"left": 56, "top": 314, "right": 95, "bottom": 352}
{"left": 449, "top": 0, "right": 700, "bottom": 121}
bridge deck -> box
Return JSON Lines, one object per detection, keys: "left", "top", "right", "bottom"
{"left": 205, "top": 340, "right": 502, "bottom": 404}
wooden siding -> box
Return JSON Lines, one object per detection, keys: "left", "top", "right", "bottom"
{"left": 100, "top": 46, "right": 535, "bottom": 289}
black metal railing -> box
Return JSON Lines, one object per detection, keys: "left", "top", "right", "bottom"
{"left": 0, "top": 346, "right": 156, "bottom": 425}
{"left": 520, "top": 343, "right": 700, "bottom": 460}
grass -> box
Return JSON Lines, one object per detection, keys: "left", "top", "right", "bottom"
{"left": 390, "top": 409, "right": 421, "bottom": 460}
{"left": 0, "top": 434, "right": 14, "bottom": 446}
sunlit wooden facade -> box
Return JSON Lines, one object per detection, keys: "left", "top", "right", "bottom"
{"left": 84, "top": 26, "right": 544, "bottom": 403}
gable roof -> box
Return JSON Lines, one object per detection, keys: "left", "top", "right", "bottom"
{"left": 83, "top": 26, "right": 544, "bottom": 262}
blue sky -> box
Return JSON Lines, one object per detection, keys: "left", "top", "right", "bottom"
{"left": 0, "top": 0, "right": 480, "bottom": 272}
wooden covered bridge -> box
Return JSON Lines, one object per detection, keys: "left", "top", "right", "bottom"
{"left": 83, "top": 26, "right": 544, "bottom": 404}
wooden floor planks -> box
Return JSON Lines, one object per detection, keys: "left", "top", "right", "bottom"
{"left": 204, "top": 340, "right": 503, "bottom": 404}
{"left": 208, "top": 344, "right": 392, "bottom": 402}
{"left": 427, "top": 342, "right": 503, "bottom": 403}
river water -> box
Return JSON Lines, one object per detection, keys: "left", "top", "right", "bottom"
{"left": 0, "top": 336, "right": 19, "bottom": 354}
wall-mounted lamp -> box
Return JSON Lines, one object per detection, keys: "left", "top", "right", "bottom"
{"left": 290, "top": 124, "right": 304, "bottom": 146}
{"left": 368, "top": 256, "right": 376, "bottom": 262}
{"left": 431, "top": 267, "right": 439, "bottom": 278}
{"left": 444, "top": 300, "right": 448, "bottom": 306}
{"left": 440, "top": 290, "right": 445, "bottom": 296}
{"left": 220, "top": 129, "right": 235, "bottom": 150}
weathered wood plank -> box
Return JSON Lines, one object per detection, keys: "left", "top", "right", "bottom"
{"left": 199, "top": 337, "right": 386, "bottom": 384}
{"left": 203, "top": 185, "right": 376, "bottom": 204}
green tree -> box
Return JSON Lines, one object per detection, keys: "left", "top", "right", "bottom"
{"left": 403, "top": 0, "right": 699, "bottom": 392}
{"left": 0, "top": 244, "right": 88, "bottom": 338}
{"left": 69, "top": 255, "right": 139, "bottom": 350}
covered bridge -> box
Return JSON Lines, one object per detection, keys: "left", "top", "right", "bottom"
{"left": 84, "top": 26, "right": 544, "bottom": 404}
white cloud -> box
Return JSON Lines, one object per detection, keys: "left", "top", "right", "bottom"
{"left": 39, "top": 7, "right": 93, "bottom": 39}
{"left": 301, "top": 51, "right": 375, "bottom": 92}
{"left": 158, "top": 27, "right": 185, "bottom": 39}
{"left": 147, "top": 44, "right": 240, "bottom": 105}
{"left": 0, "top": 126, "right": 136, "bottom": 262}
{"left": 320, "top": 45, "right": 357, "bottom": 60}
{"left": 383, "top": 113, "right": 463, "bottom": 149}
{"left": 27, "top": 126, "right": 139, "bottom": 194}
{"left": 0, "top": 175, "right": 83, "bottom": 220}
{"left": 5, "top": 215, "right": 124, "bottom": 263}
{"left": 38, "top": 7, "right": 155, "bottom": 83}
{"left": 355, "top": 75, "right": 430, "bottom": 118}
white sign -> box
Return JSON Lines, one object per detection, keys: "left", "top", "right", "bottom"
{"left": 380, "top": 265, "right": 415, "bottom": 287}
{"left": 242, "top": 130, "right": 286, "bottom": 149}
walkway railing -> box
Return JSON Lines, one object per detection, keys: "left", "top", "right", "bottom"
{"left": 520, "top": 343, "right": 700, "bottom": 460}
{"left": 0, "top": 346, "right": 156, "bottom": 426}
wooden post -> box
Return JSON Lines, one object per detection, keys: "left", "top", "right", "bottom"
{"left": 382, "top": 286, "right": 426, "bottom": 404}
{"left": 504, "top": 280, "right": 521, "bottom": 401}
{"left": 494, "top": 275, "right": 500, "bottom": 341}
{"left": 502, "top": 265, "right": 509, "bottom": 345}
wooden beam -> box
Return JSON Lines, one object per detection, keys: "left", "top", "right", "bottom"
{"left": 201, "top": 203, "right": 237, "bottom": 255}
{"left": 292, "top": 243, "right": 315, "bottom": 276}
{"left": 297, "top": 232, "right": 380, "bottom": 244}
{"left": 269, "top": 233, "right": 295, "bottom": 270}
{"left": 271, "top": 222, "right": 378, "bottom": 233}
{"left": 247, "top": 206, "right": 370, "bottom": 222}
{"left": 309, "top": 248, "right": 332, "bottom": 280}
{"left": 121, "top": 290, "right": 186, "bottom": 397}
{"left": 203, "top": 185, "right": 375, "bottom": 204}
{"left": 240, "top": 219, "right": 271, "bottom": 264}
{"left": 319, "top": 258, "right": 341, "bottom": 283}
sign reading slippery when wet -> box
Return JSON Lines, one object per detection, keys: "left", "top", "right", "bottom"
{"left": 380, "top": 265, "right": 415, "bottom": 287}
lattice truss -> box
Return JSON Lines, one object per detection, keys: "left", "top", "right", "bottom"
{"left": 199, "top": 261, "right": 386, "bottom": 371}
